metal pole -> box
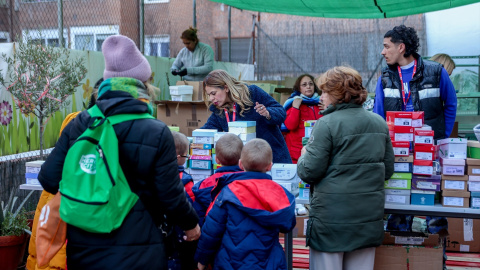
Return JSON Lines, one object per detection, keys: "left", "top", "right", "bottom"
{"left": 193, "top": 0, "right": 197, "bottom": 28}
{"left": 257, "top": 13, "right": 261, "bottom": 80}
{"left": 247, "top": 15, "right": 256, "bottom": 64}
{"left": 57, "top": 0, "right": 63, "bottom": 47}
{"left": 139, "top": 0, "right": 145, "bottom": 53}
{"left": 8, "top": 0, "right": 13, "bottom": 42}
{"left": 228, "top": 6, "right": 231, "bottom": 62}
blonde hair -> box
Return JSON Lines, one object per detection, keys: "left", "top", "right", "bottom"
{"left": 430, "top": 53, "right": 456, "bottom": 75}
{"left": 240, "top": 139, "right": 272, "bottom": 172}
{"left": 171, "top": 131, "right": 190, "bottom": 156}
{"left": 317, "top": 66, "right": 367, "bottom": 106}
{"left": 215, "top": 133, "right": 243, "bottom": 166}
{"left": 203, "top": 69, "right": 254, "bottom": 117}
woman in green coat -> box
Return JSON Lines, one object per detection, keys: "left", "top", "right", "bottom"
{"left": 297, "top": 66, "right": 394, "bottom": 270}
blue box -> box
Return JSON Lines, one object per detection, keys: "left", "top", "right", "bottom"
{"left": 192, "top": 129, "right": 218, "bottom": 137}
{"left": 228, "top": 121, "right": 256, "bottom": 127}
{"left": 394, "top": 162, "right": 413, "bottom": 173}
{"left": 411, "top": 191, "right": 435, "bottom": 205}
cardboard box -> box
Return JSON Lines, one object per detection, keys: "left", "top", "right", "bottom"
{"left": 390, "top": 172, "right": 412, "bottom": 180}
{"left": 469, "top": 181, "right": 480, "bottom": 191}
{"left": 442, "top": 179, "right": 468, "bottom": 191}
{"left": 412, "top": 176, "right": 441, "bottom": 191}
{"left": 414, "top": 145, "right": 436, "bottom": 161}
{"left": 467, "top": 158, "right": 480, "bottom": 166}
{"left": 385, "top": 179, "right": 411, "bottom": 190}
{"left": 468, "top": 165, "right": 480, "bottom": 175}
{"left": 386, "top": 111, "right": 413, "bottom": 126}
{"left": 414, "top": 130, "right": 434, "bottom": 145}
{"left": 274, "top": 87, "right": 293, "bottom": 106}
{"left": 438, "top": 138, "right": 468, "bottom": 159}
{"left": 411, "top": 190, "right": 436, "bottom": 205}
{"left": 394, "top": 162, "right": 413, "bottom": 173}
{"left": 394, "top": 126, "right": 414, "bottom": 142}
{"left": 281, "top": 216, "right": 308, "bottom": 238}
{"left": 442, "top": 190, "right": 470, "bottom": 208}
{"left": 413, "top": 160, "right": 433, "bottom": 176}
{"left": 392, "top": 141, "right": 410, "bottom": 156}
{"left": 156, "top": 101, "right": 210, "bottom": 137}
{"left": 374, "top": 245, "right": 443, "bottom": 270}
{"left": 395, "top": 155, "right": 414, "bottom": 162}
{"left": 176, "top": 81, "right": 204, "bottom": 101}
{"left": 442, "top": 174, "right": 469, "bottom": 181}
{"left": 412, "top": 111, "right": 424, "bottom": 128}
{"left": 446, "top": 218, "right": 480, "bottom": 252}
{"left": 467, "top": 140, "right": 480, "bottom": 159}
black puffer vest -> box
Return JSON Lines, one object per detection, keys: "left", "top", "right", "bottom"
{"left": 381, "top": 57, "right": 445, "bottom": 140}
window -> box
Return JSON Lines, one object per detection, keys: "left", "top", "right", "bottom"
{"left": 70, "top": 25, "right": 119, "bottom": 51}
{"left": 22, "top": 29, "right": 68, "bottom": 47}
{"left": 145, "top": 35, "right": 170, "bottom": 57}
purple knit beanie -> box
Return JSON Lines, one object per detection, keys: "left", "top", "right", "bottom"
{"left": 102, "top": 35, "right": 151, "bottom": 82}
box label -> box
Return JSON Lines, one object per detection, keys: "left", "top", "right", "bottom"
{"left": 394, "top": 236, "right": 425, "bottom": 245}
{"left": 273, "top": 169, "right": 296, "bottom": 180}
{"left": 191, "top": 160, "right": 210, "bottom": 169}
{"left": 469, "top": 182, "right": 480, "bottom": 191}
{"left": 193, "top": 136, "right": 214, "bottom": 144}
{"left": 394, "top": 147, "right": 409, "bottom": 156}
{"left": 415, "top": 152, "right": 433, "bottom": 160}
{"left": 394, "top": 163, "right": 410, "bottom": 172}
{"left": 412, "top": 119, "right": 422, "bottom": 127}
{"left": 394, "top": 118, "right": 412, "bottom": 126}
{"left": 444, "top": 197, "right": 464, "bottom": 206}
{"left": 413, "top": 165, "right": 433, "bottom": 175}
{"left": 415, "top": 136, "right": 434, "bottom": 144}
{"left": 445, "top": 180, "right": 465, "bottom": 190}
{"left": 472, "top": 197, "right": 480, "bottom": 207}
{"left": 386, "top": 180, "right": 408, "bottom": 189}
{"left": 460, "top": 245, "right": 470, "bottom": 252}
{"left": 386, "top": 194, "right": 407, "bottom": 204}
{"left": 395, "top": 133, "right": 413, "bottom": 142}
{"left": 191, "top": 149, "right": 210, "bottom": 156}
{"left": 464, "top": 219, "right": 474, "bottom": 241}
{"left": 473, "top": 169, "right": 480, "bottom": 174}
{"left": 417, "top": 181, "right": 436, "bottom": 190}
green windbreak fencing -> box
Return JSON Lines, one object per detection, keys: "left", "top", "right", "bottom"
{"left": 208, "top": 0, "right": 480, "bottom": 18}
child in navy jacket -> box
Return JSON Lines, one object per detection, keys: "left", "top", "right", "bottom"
{"left": 192, "top": 133, "right": 244, "bottom": 226}
{"left": 195, "top": 138, "right": 296, "bottom": 270}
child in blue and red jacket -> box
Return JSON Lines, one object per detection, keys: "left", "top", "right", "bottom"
{"left": 192, "top": 133, "right": 244, "bottom": 226}
{"left": 169, "top": 131, "right": 198, "bottom": 270}
{"left": 195, "top": 138, "right": 296, "bottom": 270}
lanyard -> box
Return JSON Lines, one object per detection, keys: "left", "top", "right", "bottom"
{"left": 397, "top": 59, "right": 417, "bottom": 107}
{"left": 224, "top": 103, "right": 236, "bottom": 123}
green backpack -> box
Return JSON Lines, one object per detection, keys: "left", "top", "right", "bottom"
{"left": 59, "top": 105, "right": 154, "bottom": 233}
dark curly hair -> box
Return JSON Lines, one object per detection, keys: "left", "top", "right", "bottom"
{"left": 384, "top": 25, "right": 420, "bottom": 58}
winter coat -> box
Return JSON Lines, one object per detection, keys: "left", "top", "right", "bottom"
{"left": 297, "top": 102, "right": 394, "bottom": 252}
{"left": 194, "top": 172, "right": 296, "bottom": 269}
{"left": 38, "top": 90, "right": 199, "bottom": 270}
{"left": 192, "top": 165, "right": 243, "bottom": 226}
{"left": 202, "top": 85, "right": 292, "bottom": 163}
{"left": 284, "top": 104, "right": 322, "bottom": 163}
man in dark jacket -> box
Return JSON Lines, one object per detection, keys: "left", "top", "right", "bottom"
{"left": 373, "top": 25, "right": 457, "bottom": 141}
{"left": 38, "top": 35, "right": 200, "bottom": 270}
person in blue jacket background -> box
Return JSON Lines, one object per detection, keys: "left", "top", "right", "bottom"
{"left": 201, "top": 69, "right": 292, "bottom": 163}
{"left": 195, "top": 138, "right": 296, "bottom": 270}
{"left": 373, "top": 25, "right": 457, "bottom": 141}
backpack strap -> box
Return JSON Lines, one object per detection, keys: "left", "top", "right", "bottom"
{"left": 87, "top": 104, "right": 154, "bottom": 125}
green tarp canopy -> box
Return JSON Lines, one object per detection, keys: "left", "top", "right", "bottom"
{"left": 209, "top": 0, "right": 480, "bottom": 18}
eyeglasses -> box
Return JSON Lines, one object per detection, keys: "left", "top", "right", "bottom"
{"left": 179, "top": 154, "right": 190, "bottom": 158}
{"left": 300, "top": 82, "right": 314, "bottom": 87}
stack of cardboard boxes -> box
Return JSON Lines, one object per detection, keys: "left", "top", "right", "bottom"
{"left": 439, "top": 138, "right": 469, "bottom": 207}
{"left": 189, "top": 129, "right": 216, "bottom": 183}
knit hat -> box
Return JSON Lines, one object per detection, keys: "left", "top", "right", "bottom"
{"left": 102, "top": 35, "right": 151, "bottom": 82}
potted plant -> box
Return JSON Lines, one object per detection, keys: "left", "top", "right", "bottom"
{"left": 0, "top": 188, "right": 34, "bottom": 270}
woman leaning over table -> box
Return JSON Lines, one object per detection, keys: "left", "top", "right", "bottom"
{"left": 297, "top": 66, "right": 394, "bottom": 270}
{"left": 201, "top": 69, "right": 292, "bottom": 163}
{"left": 283, "top": 74, "right": 323, "bottom": 163}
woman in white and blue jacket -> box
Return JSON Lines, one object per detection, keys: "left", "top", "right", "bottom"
{"left": 201, "top": 69, "right": 292, "bottom": 163}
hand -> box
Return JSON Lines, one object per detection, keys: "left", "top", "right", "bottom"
{"left": 178, "top": 68, "right": 188, "bottom": 77}
{"left": 198, "top": 263, "right": 206, "bottom": 270}
{"left": 183, "top": 224, "right": 201, "bottom": 241}
{"left": 292, "top": 98, "right": 302, "bottom": 109}
{"left": 171, "top": 70, "right": 178, "bottom": 76}
{"left": 301, "top": 146, "right": 307, "bottom": 156}
{"left": 318, "top": 103, "right": 325, "bottom": 110}
{"left": 255, "top": 102, "right": 270, "bottom": 119}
